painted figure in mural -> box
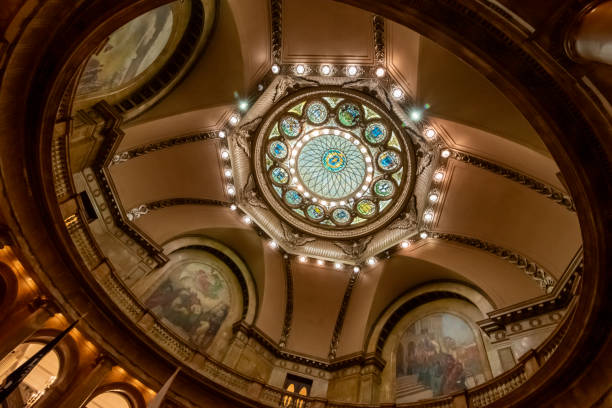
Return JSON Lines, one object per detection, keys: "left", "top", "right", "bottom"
{"left": 145, "top": 261, "right": 231, "bottom": 350}
{"left": 395, "top": 314, "right": 486, "bottom": 403}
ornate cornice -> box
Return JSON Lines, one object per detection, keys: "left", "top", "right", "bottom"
{"left": 451, "top": 150, "right": 576, "bottom": 212}
{"left": 430, "top": 232, "right": 556, "bottom": 293}
{"left": 111, "top": 131, "right": 219, "bottom": 165}
{"left": 125, "top": 197, "right": 230, "bottom": 221}
{"left": 329, "top": 270, "right": 359, "bottom": 360}
{"left": 372, "top": 15, "right": 385, "bottom": 64}
{"left": 270, "top": 0, "right": 282, "bottom": 62}
{"left": 279, "top": 255, "right": 293, "bottom": 348}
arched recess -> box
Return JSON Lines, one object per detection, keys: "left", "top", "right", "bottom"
{"left": 0, "top": 262, "right": 19, "bottom": 323}
{"left": 87, "top": 382, "right": 146, "bottom": 408}
{"left": 366, "top": 282, "right": 494, "bottom": 355}
{"left": 132, "top": 235, "right": 257, "bottom": 357}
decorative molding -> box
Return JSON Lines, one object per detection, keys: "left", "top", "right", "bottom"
{"left": 333, "top": 236, "right": 373, "bottom": 258}
{"left": 431, "top": 232, "right": 556, "bottom": 293}
{"left": 126, "top": 198, "right": 231, "bottom": 219}
{"left": 372, "top": 16, "right": 385, "bottom": 64}
{"left": 451, "top": 150, "right": 576, "bottom": 212}
{"left": 279, "top": 255, "right": 293, "bottom": 348}
{"left": 329, "top": 270, "right": 360, "bottom": 360}
{"left": 270, "top": 0, "right": 282, "bottom": 62}
{"left": 111, "top": 131, "right": 218, "bottom": 165}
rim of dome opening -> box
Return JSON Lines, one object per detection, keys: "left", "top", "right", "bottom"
{"left": 253, "top": 87, "right": 416, "bottom": 239}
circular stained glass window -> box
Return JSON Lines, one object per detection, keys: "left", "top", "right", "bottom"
{"left": 280, "top": 116, "right": 301, "bottom": 137}
{"left": 378, "top": 150, "right": 400, "bottom": 172}
{"left": 254, "top": 87, "right": 415, "bottom": 239}
{"left": 285, "top": 190, "right": 303, "bottom": 206}
{"left": 271, "top": 167, "right": 289, "bottom": 184}
{"left": 356, "top": 199, "right": 377, "bottom": 217}
{"left": 306, "top": 204, "right": 325, "bottom": 220}
{"left": 337, "top": 103, "right": 361, "bottom": 127}
{"left": 374, "top": 179, "right": 395, "bottom": 197}
{"left": 306, "top": 101, "right": 328, "bottom": 124}
{"left": 365, "top": 122, "right": 387, "bottom": 145}
{"left": 331, "top": 208, "right": 352, "bottom": 225}
{"left": 269, "top": 140, "right": 288, "bottom": 160}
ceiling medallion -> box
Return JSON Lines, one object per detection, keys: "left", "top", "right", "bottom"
{"left": 253, "top": 87, "right": 416, "bottom": 239}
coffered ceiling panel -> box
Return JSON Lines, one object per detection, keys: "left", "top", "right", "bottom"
{"left": 436, "top": 161, "right": 581, "bottom": 277}
{"left": 282, "top": 0, "right": 375, "bottom": 63}
{"left": 255, "top": 247, "right": 286, "bottom": 341}
{"left": 385, "top": 19, "right": 420, "bottom": 97}
{"left": 110, "top": 141, "right": 226, "bottom": 209}
{"left": 286, "top": 262, "right": 351, "bottom": 359}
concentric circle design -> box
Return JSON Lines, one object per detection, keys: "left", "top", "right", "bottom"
{"left": 253, "top": 87, "right": 416, "bottom": 239}
{"left": 296, "top": 134, "right": 367, "bottom": 199}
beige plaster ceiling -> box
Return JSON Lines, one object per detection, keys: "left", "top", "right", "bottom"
{"left": 91, "top": 0, "right": 582, "bottom": 361}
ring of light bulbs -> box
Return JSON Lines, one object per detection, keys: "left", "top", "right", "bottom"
{"left": 210, "top": 62, "right": 453, "bottom": 271}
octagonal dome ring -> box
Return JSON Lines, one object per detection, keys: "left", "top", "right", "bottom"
{"left": 253, "top": 87, "right": 416, "bottom": 239}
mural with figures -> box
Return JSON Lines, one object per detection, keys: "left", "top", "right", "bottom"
{"left": 76, "top": 3, "right": 175, "bottom": 97}
{"left": 395, "top": 313, "right": 487, "bottom": 403}
{"left": 145, "top": 261, "right": 231, "bottom": 349}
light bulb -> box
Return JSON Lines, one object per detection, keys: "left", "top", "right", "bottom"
{"left": 243, "top": 216, "right": 252, "bottom": 224}
{"left": 367, "top": 257, "right": 377, "bottom": 265}
{"left": 229, "top": 114, "right": 240, "bottom": 126}
{"left": 353, "top": 266, "right": 360, "bottom": 273}
{"left": 269, "top": 241, "right": 278, "bottom": 249}
{"left": 221, "top": 151, "right": 229, "bottom": 160}
{"left": 347, "top": 65, "right": 358, "bottom": 76}
{"left": 224, "top": 169, "right": 232, "bottom": 178}
{"left": 441, "top": 149, "right": 451, "bottom": 158}
{"left": 227, "top": 186, "right": 236, "bottom": 195}
{"left": 425, "top": 128, "right": 436, "bottom": 139}
{"left": 392, "top": 87, "right": 404, "bottom": 99}
{"left": 238, "top": 100, "right": 249, "bottom": 111}
{"left": 271, "top": 64, "right": 280, "bottom": 74}
{"left": 299, "top": 256, "right": 307, "bottom": 263}
{"left": 410, "top": 109, "right": 422, "bottom": 121}
{"left": 334, "top": 263, "right": 342, "bottom": 270}
{"left": 424, "top": 212, "right": 434, "bottom": 222}
{"left": 296, "top": 64, "right": 306, "bottom": 74}
{"left": 434, "top": 171, "right": 444, "bottom": 181}
{"left": 321, "top": 65, "right": 332, "bottom": 75}
{"left": 429, "top": 193, "right": 439, "bottom": 202}
{"left": 400, "top": 241, "right": 410, "bottom": 248}
{"left": 420, "top": 231, "right": 428, "bottom": 239}
{"left": 316, "top": 259, "right": 324, "bottom": 266}
{"left": 218, "top": 130, "right": 226, "bottom": 138}
{"left": 375, "top": 67, "right": 385, "bottom": 77}
{"left": 230, "top": 204, "right": 237, "bottom": 211}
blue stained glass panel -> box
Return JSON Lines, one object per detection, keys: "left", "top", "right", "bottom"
{"left": 271, "top": 167, "right": 289, "bottom": 184}
{"left": 307, "top": 102, "right": 328, "bottom": 124}
{"left": 338, "top": 103, "right": 361, "bottom": 126}
{"left": 280, "top": 116, "right": 301, "bottom": 138}
{"left": 378, "top": 150, "right": 400, "bottom": 172}
{"left": 284, "top": 190, "right": 303, "bottom": 206}
{"left": 365, "top": 122, "right": 387, "bottom": 144}
{"left": 374, "top": 179, "right": 394, "bottom": 197}
{"left": 269, "top": 140, "right": 288, "bottom": 160}
{"left": 332, "top": 208, "right": 351, "bottom": 224}
{"left": 306, "top": 204, "right": 325, "bottom": 220}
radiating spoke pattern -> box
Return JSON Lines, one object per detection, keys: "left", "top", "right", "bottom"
{"left": 297, "top": 134, "right": 366, "bottom": 199}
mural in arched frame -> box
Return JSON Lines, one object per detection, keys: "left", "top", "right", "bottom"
{"left": 395, "top": 312, "right": 487, "bottom": 403}
{"left": 145, "top": 258, "right": 231, "bottom": 349}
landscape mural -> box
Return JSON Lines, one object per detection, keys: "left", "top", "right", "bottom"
{"left": 145, "top": 260, "right": 231, "bottom": 349}
{"left": 76, "top": 3, "right": 175, "bottom": 96}
{"left": 395, "top": 313, "right": 487, "bottom": 403}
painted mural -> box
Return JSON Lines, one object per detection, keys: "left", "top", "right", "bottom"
{"left": 145, "top": 261, "right": 231, "bottom": 349}
{"left": 395, "top": 313, "right": 487, "bottom": 403}
{"left": 76, "top": 3, "right": 175, "bottom": 97}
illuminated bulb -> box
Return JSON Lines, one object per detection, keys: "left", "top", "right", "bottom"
{"left": 429, "top": 193, "right": 439, "bottom": 202}
{"left": 353, "top": 140, "right": 360, "bottom": 145}
{"left": 312, "top": 197, "right": 317, "bottom": 202}
{"left": 271, "top": 64, "right": 280, "bottom": 74}
{"left": 296, "top": 141, "right": 303, "bottom": 148}
{"left": 361, "top": 185, "right": 368, "bottom": 191}
{"left": 410, "top": 109, "right": 422, "bottom": 121}
{"left": 353, "top": 266, "right": 361, "bottom": 273}
{"left": 347, "top": 65, "right": 358, "bottom": 76}
{"left": 297, "top": 185, "right": 304, "bottom": 191}
{"left": 230, "top": 204, "right": 237, "bottom": 211}
{"left": 229, "top": 114, "right": 240, "bottom": 126}
{"left": 321, "top": 65, "right": 332, "bottom": 75}
{"left": 356, "top": 192, "right": 363, "bottom": 198}
{"left": 434, "top": 171, "right": 445, "bottom": 181}
{"left": 221, "top": 150, "right": 230, "bottom": 160}
{"left": 425, "top": 128, "right": 436, "bottom": 139}
{"left": 312, "top": 130, "right": 320, "bottom": 137}
{"left": 366, "top": 176, "right": 372, "bottom": 182}
{"left": 292, "top": 177, "right": 298, "bottom": 183}
{"left": 420, "top": 231, "right": 428, "bottom": 239}
{"left": 367, "top": 166, "right": 373, "bottom": 172}
{"left": 224, "top": 169, "right": 232, "bottom": 178}
{"left": 344, "top": 134, "right": 351, "bottom": 140}
{"left": 292, "top": 150, "right": 298, "bottom": 157}
{"left": 400, "top": 241, "right": 410, "bottom": 248}
{"left": 218, "top": 130, "right": 226, "bottom": 138}
{"left": 316, "top": 259, "right": 324, "bottom": 266}
{"left": 289, "top": 158, "right": 296, "bottom": 165}
{"left": 334, "top": 262, "right": 342, "bottom": 270}
{"left": 367, "top": 257, "right": 377, "bottom": 265}
{"left": 299, "top": 256, "right": 307, "bottom": 263}
{"left": 296, "top": 64, "right": 306, "bottom": 74}
{"left": 243, "top": 216, "right": 252, "bottom": 224}
{"left": 333, "top": 129, "right": 341, "bottom": 135}
{"left": 441, "top": 149, "right": 451, "bottom": 158}
{"left": 227, "top": 186, "right": 236, "bottom": 195}
{"left": 304, "top": 135, "right": 311, "bottom": 141}
{"left": 330, "top": 202, "right": 336, "bottom": 207}
{"left": 321, "top": 200, "right": 328, "bottom": 206}
{"left": 375, "top": 67, "right": 386, "bottom": 77}
{"left": 392, "top": 87, "right": 404, "bottom": 99}
{"left": 269, "top": 241, "right": 278, "bottom": 249}
{"left": 360, "top": 147, "right": 367, "bottom": 153}
{"left": 340, "top": 200, "right": 346, "bottom": 206}
{"left": 238, "top": 100, "right": 249, "bottom": 111}
{"left": 424, "top": 212, "right": 434, "bottom": 222}
{"left": 290, "top": 168, "right": 296, "bottom": 174}
{"left": 365, "top": 157, "right": 372, "bottom": 163}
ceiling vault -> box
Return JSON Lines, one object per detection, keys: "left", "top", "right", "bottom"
{"left": 328, "top": 269, "right": 360, "bottom": 360}
{"left": 430, "top": 232, "right": 557, "bottom": 293}
{"left": 450, "top": 150, "right": 575, "bottom": 212}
